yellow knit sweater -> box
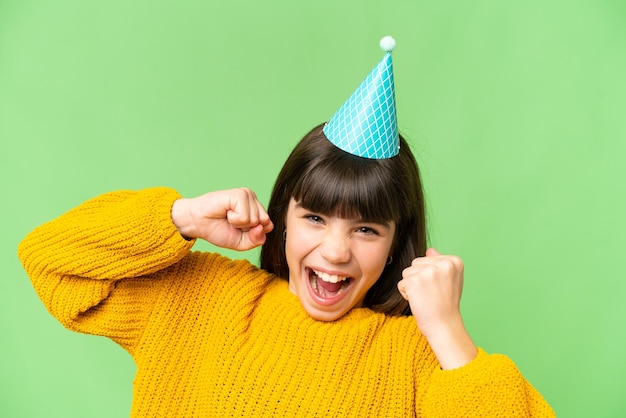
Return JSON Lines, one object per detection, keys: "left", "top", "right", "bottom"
{"left": 18, "top": 187, "right": 555, "bottom": 417}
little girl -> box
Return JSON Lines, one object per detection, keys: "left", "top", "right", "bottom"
{"left": 19, "top": 37, "right": 554, "bottom": 416}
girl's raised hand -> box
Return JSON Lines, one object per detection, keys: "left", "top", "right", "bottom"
{"left": 171, "top": 188, "right": 274, "bottom": 251}
{"left": 397, "top": 248, "right": 478, "bottom": 369}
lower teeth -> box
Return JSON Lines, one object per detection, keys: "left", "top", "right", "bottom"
{"left": 311, "top": 273, "right": 348, "bottom": 298}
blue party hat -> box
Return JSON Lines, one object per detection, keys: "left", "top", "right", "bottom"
{"left": 323, "top": 36, "right": 399, "bottom": 159}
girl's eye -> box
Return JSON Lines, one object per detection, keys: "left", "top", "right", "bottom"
{"left": 305, "top": 214, "right": 324, "bottom": 224}
{"left": 357, "top": 226, "right": 379, "bottom": 235}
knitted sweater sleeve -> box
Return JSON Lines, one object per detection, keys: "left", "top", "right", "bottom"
{"left": 17, "top": 187, "right": 195, "bottom": 354}
{"left": 418, "top": 347, "right": 555, "bottom": 416}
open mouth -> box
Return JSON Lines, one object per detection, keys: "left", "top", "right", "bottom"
{"left": 307, "top": 268, "right": 353, "bottom": 303}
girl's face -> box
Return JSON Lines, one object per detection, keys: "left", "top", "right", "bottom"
{"left": 285, "top": 198, "right": 396, "bottom": 321}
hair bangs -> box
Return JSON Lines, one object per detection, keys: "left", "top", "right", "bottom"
{"left": 293, "top": 156, "right": 401, "bottom": 223}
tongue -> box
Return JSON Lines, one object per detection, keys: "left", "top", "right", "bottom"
{"left": 317, "top": 277, "right": 343, "bottom": 293}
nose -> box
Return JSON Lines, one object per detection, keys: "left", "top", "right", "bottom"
{"left": 320, "top": 230, "right": 351, "bottom": 264}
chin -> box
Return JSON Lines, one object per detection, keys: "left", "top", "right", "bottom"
{"left": 299, "top": 299, "right": 354, "bottom": 322}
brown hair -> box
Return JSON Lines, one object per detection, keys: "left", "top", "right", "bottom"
{"left": 260, "top": 123, "right": 427, "bottom": 316}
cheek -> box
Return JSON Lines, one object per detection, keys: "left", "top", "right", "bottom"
{"left": 284, "top": 227, "right": 310, "bottom": 266}
{"left": 370, "top": 257, "right": 390, "bottom": 279}
{"left": 284, "top": 238, "right": 297, "bottom": 267}
{"left": 285, "top": 223, "right": 319, "bottom": 253}
{"left": 358, "top": 245, "right": 392, "bottom": 277}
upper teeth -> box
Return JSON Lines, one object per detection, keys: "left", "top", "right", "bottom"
{"left": 313, "top": 270, "right": 349, "bottom": 283}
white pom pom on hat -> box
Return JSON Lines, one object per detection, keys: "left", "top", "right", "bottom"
{"left": 379, "top": 36, "right": 396, "bottom": 52}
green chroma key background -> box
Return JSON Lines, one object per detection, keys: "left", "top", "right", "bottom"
{"left": 1, "top": 1, "right": 625, "bottom": 416}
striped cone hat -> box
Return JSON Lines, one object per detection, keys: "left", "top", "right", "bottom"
{"left": 323, "top": 36, "right": 399, "bottom": 159}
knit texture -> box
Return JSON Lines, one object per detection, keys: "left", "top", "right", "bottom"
{"left": 18, "top": 188, "right": 555, "bottom": 417}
